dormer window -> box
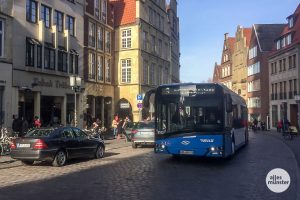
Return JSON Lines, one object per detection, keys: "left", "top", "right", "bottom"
{"left": 287, "top": 34, "right": 292, "bottom": 45}
{"left": 276, "top": 40, "right": 281, "bottom": 50}
{"left": 281, "top": 37, "right": 286, "bottom": 48}
{"left": 288, "top": 17, "right": 294, "bottom": 28}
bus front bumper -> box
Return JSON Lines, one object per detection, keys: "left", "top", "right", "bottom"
{"left": 155, "top": 144, "right": 224, "bottom": 157}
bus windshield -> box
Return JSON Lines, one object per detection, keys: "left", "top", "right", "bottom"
{"left": 156, "top": 85, "right": 224, "bottom": 135}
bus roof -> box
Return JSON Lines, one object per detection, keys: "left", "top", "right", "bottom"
{"left": 157, "top": 83, "right": 247, "bottom": 107}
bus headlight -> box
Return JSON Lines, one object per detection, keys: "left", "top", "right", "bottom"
{"left": 210, "top": 147, "right": 215, "bottom": 151}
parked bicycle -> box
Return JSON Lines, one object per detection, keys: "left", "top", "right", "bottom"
{"left": 83, "top": 127, "right": 105, "bottom": 140}
{"left": 282, "top": 126, "right": 298, "bottom": 140}
{"left": 0, "top": 127, "right": 17, "bottom": 155}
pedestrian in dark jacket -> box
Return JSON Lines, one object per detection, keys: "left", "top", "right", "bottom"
{"left": 20, "top": 118, "right": 29, "bottom": 137}
{"left": 117, "top": 118, "right": 124, "bottom": 140}
{"left": 12, "top": 115, "right": 18, "bottom": 132}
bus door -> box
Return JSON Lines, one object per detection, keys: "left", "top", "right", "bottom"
{"left": 232, "top": 104, "right": 247, "bottom": 147}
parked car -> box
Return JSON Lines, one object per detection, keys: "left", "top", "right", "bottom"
{"left": 10, "top": 127, "right": 105, "bottom": 167}
{"left": 131, "top": 121, "right": 155, "bottom": 148}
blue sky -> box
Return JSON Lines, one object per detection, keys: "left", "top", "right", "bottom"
{"left": 178, "top": 0, "right": 300, "bottom": 83}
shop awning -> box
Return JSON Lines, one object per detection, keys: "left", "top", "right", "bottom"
{"left": 27, "top": 38, "right": 41, "bottom": 45}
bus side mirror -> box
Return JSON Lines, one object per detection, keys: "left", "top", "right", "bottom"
{"left": 226, "top": 94, "right": 233, "bottom": 113}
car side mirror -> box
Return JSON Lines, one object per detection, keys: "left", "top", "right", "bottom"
{"left": 226, "top": 94, "right": 233, "bottom": 113}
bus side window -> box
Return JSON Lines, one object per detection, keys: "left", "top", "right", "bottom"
{"left": 232, "top": 105, "right": 240, "bottom": 128}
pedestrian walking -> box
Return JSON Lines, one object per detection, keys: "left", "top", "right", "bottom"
{"left": 34, "top": 116, "right": 41, "bottom": 128}
{"left": 12, "top": 115, "right": 19, "bottom": 135}
{"left": 20, "top": 117, "right": 29, "bottom": 137}
{"left": 122, "top": 116, "right": 131, "bottom": 142}
{"left": 112, "top": 115, "right": 119, "bottom": 139}
{"left": 277, "top": 120, "right": 283, "bottom": 132}
{"left": 116, "top": 118, "right": 124, "bottom": 140}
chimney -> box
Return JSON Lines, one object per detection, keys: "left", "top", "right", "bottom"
{"left": 224, "top": 33, "right": 228, "bottom": 40}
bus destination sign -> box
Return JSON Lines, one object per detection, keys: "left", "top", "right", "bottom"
{"left": 161, "top": 85, "right": 216, "bottom": 96}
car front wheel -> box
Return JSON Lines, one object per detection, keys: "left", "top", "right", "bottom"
{"left": 95, "top": 145, "right": 105, "bottom": 159}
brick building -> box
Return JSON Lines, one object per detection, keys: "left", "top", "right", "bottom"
{"left": 213, "top": 34, "right": 235, "bottom": 89}
{"left": 247, "top": 24, "right": 285, "bottom": 123}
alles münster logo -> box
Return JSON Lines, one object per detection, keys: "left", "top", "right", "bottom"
{"left": 266, "top": 168, "right": 291, "bottom": 193}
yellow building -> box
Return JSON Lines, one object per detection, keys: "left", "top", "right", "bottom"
{"left": 111, "top": 0, "right": 180, "bottom": 122}
{"left": 232, "top": 26, "right": 252, "bottom": 101}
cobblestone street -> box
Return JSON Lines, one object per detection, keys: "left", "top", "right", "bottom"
{"left": 0, "top": 132, "right": 299, "bottom": 200}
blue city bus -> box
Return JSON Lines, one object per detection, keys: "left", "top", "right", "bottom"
{"left": 143, "top": 83, "right": 248, "bottom": 158}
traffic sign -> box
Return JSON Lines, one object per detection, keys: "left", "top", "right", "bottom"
{"left": 137, "top": 94, "right": 143, "bottom": 101}
{"left": 137, "top": 103, "right": 143, "bottom": 109}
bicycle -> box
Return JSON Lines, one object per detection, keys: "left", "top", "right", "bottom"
{"left": 0, "top": 127, "right": 16, "bottom": 155}
{"left": 282, "top": 128, "right": 294, "bottom": 140}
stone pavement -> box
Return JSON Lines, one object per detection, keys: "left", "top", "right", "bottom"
{"left": 0, "top": 131, "right": 298, "bottom": 200}
{"left": 0, "top": 138, "right": 131, "bottom": 169}
{"left": 262, "top": 129, "right": 300, "bottom": 168}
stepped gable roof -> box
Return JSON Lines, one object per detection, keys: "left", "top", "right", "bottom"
{"left": 227, "top": 37, "right": 236, "bottom": 53}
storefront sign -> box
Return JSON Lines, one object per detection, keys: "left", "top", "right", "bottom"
{"left": 120, "top": 103, "right": 130, "bottom": 109}
{"left": 32, "top": 78, "right": 71, "bottom": 89}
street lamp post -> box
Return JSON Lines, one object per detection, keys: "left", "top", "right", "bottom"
{"left": 70, "top": 76, "right": 82, "bottom": 127}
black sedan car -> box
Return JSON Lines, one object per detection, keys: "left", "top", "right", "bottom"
{"left": 10, "top": 127, "right": 105, "bottom": 167}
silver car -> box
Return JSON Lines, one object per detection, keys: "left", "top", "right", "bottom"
{"left": 131, "top": 121, "right": 155, "bottom": 148}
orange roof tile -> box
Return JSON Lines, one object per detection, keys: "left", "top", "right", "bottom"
{"left": 243, "top": 28, "right": 252, "bottom": 47}
{"left": 109, "top": 0, "right": 136, "bottom": 26}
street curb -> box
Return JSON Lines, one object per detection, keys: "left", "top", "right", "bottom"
{"left": 261, "top": 131, "right": 300, "bottom": 200}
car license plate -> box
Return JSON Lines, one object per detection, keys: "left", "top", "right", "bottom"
{"left": 180, "top": 150, "right": 194, "bottom": 155}
{"left": 17, "top": 143, "right": 30, "bottom": 148}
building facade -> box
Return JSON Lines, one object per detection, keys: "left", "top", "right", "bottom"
{"left": 110, "top": 0, "right": 180, "bottom": 122}
{"left": 247, "top": 24, "right": 285, "bottom": 123}
{"left": 0, "top": 2, "right": 13, "bottom": 128}
{"left": 11, "top": 0, "right": 85, "bottom": 128}
{"left": 269, "top": 4, "right": 300, "bottom": 129}
{"left": 232, "top": 26, "right": 252, "bottom": 102}
{"left": 167, "top": 0, "right": 180, "bottom": 83}
{"left": 213, "top": 33, "right": 235, "bottom": 89}
{"left": 84, "top": 0, "right": 114, "bottom": 128}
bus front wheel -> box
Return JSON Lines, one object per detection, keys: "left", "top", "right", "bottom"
{"left": 231, "top": 141, "right": 235, "bottom": 155}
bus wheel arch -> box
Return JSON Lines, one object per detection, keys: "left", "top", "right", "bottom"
{"left": 231, "top": 133, "right": 235, "bottom": 155}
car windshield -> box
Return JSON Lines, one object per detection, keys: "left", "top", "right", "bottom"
{"left": 133, "top": 122, "right": 155, "bottom": 129}
{"left": 25, "top": 129, "right": 54, "bottom": 137}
